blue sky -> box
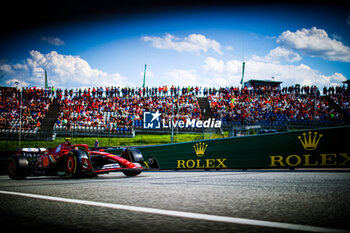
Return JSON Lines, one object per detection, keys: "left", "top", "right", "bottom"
{"left": 1, "top": 3, "right": 349, "bottom": 89}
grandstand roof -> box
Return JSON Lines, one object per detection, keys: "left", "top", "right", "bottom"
{"left": 244, "top": 79, "right": 283, "bottom": 88}
{"left": 0, "top": 86, "right": 16, "bottom": 90}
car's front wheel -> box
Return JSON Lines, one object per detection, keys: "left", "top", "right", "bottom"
{"left": 121, "top": 148, "right": 144, "bottom": 177}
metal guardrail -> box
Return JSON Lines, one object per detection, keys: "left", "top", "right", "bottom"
{"left": 54, "top": 127, "right": 135, "bottom": 138}
{"left": 0, "top": 119, "right": 348, "bottom": 142}
{"left": 0, "top": 128, "right": 135, "bottom": 141}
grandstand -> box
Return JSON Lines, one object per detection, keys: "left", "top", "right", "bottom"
{"left": 0, "top": 87, "right": 51, "bottom": 139}
{"left": 0, "top": 82, "right": 349, "bottom": 140}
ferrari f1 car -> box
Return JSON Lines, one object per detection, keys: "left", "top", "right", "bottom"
{"left": 8, "top": 141, "right": 144, "bottom": 179}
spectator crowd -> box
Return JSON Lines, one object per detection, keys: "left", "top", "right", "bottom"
{"left": 56, "top": 89, "right": 202, "bottom": 132}
{"left": 208, "top": 86, "right": 348, "bottom": 126}
{"left": 0, "top": 87, "right": 52, "bottom": 132}
{"left": 0, "top": 84, "right": 349, "bottom": 134}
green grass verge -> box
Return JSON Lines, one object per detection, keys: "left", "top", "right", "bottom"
{"left": 0, "top": 132, "right": 228, "bottom": 151}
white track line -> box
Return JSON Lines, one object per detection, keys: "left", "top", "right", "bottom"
{"left": 0, "top": 190, "right": 348, "bottom": 233}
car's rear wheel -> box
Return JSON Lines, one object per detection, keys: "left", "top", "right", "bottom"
{"left": 8, "top": 157, "right": 29, "bottom": 180}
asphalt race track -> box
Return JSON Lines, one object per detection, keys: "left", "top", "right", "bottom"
{"left": 1, "top": 171, "right": 350, "bottom": 233}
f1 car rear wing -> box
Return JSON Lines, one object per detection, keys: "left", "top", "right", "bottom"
{"left": 21, "top": 148, "right": 47, "bottom": 152}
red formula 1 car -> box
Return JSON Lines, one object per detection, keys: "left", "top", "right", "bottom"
{"left": 8, "top": 141, "right": 144, "bottom": 179}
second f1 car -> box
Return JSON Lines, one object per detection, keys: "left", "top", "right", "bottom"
{"left": 8, "top": 141, "right": 144, "bottom": 179}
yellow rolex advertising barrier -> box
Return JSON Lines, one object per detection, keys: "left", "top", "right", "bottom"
{"left": 108, "top": 126, "right": 350, "bottom": 170}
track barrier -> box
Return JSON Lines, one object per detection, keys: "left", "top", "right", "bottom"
{"left": 107, "top": 126, "right": 350, "bottom": 170}
{"left": 1, "top": 126, "right": 349, "bottom": 174}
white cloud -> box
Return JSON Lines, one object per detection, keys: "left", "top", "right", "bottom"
{"left": 41, "top": 37, "right": 65, "bottom": 46}
{"left": 252, "top": 46, "right": 301, "bottom": 63}
{"left": 199, "top": 57, "right": 241, "bottom": 86}
{"left": 202, "top": 57, "right": 242, "bottom": 86}
{"left": 203, "top": 57, "right": 225, "bottom": 73}
{"left": 139, "top": 70, "right": 154, "bottom": 79}
{"left": 142, "top": 33, "right": 223, "bottom": 55}
{"left": 226, "top": 45, "right": 234, "bottom": 51}
{"left": 0, "top": 50, "right": 127, "bottom": 89}
{"left": 5, "top": 79, "right": 29, "bottom": 87}
{"left": 0, "top": 63, "right": 12, "bottom": 73}
{"left": 164, "top": 69, "right": 201, "bottom": 87}
{"left": 0, "top": 51, "right": 347, "bottom": 90}
{"left": 199, "top": 57, "right": 347, "bottom": 88}
{"left": 277, "top": 27, "right": 350, "bottom": 62}
{"left": 267, "top": 47, "right": 302, "bottom": 62}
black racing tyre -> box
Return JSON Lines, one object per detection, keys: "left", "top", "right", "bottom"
{"left": 147, "top": 156, "right": 160, "bottom": 169}
{"left": 122, "top": 148, "right": 144, "bottom": 164}
{"left": 65, "top": 149, "right": 89, "bottom": 178}
{"left": 121, "top": 148, "right": 144, "bottom": 177}
{"left": 8, "top": 156, "right": 29, "bottom": 180}
{"left": 122, "top": 170, "right": 141, "bottom": 176}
